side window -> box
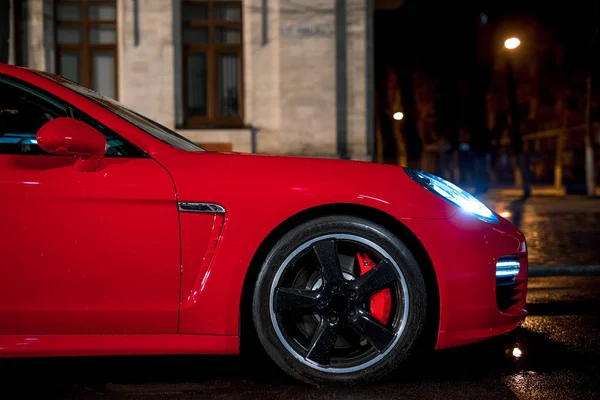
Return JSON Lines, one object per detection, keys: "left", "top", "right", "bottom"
{"left": 0, "top": 79, "right": 144, "bottom": 157}
{"left": 0, "top": 81, "right": 68, "bottom": 155}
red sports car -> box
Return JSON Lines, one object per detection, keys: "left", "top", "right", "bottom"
{"left": 0, "top": 64, "right": 527, "bottom": 386}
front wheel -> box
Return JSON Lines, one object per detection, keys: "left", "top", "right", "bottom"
{"left": 252, "top": 216, "right": 427, "bottom": 386}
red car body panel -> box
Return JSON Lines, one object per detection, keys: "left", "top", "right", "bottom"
{"left": 401, "top": 213, "right": 528, "bottom": 349}
{"left": 0, "top": 64, "right": 528, "bottom": 357}
{"left": 0, "top": 154, "right": 181, "bottom": 334}
{"left": 163, "top": 151, "right": 458, "bottom": 335}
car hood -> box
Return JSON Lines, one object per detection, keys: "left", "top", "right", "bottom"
{"left": 156, "top": 151, "right": 457, "bottom": 220}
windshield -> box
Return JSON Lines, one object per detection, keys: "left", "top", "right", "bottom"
{"left": 34, "top": 71, "right": 204, "bottom": 152}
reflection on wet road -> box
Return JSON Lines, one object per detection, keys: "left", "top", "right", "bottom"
{"left": 2, "top": 276, "right": 599, "bottom": 399}
{"left": 484, "top": 196, "right": 600, "bottom": 266}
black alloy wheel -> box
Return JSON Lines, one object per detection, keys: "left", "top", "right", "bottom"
{"left": 252, "top": 216, "right": 427, "bottom": 386}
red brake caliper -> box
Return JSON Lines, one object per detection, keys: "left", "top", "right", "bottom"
{"left": 357, "top": 253, "right": 391, "bottom": 324}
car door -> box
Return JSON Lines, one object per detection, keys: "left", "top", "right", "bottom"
{"left": 0, "top": 75, "right": 181, "bottom": 334}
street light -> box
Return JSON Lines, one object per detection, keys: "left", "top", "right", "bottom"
{"left": 502, "top": 36, "right": 531, "bottom": 197}
{"left": 393, "top": 111, "right": 404, "bottom": 121}
{"left": 504, "top": 37, "right": 521, "bottom": 50}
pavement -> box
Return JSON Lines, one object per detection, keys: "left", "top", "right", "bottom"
{"left": 2, "top": 275, "right": 600, "bottom": 399}
{"left": 478, "top": 190, "right": 600, "bottom": 271}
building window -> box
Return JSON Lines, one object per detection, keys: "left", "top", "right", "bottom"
{"left": 182, "top": 0, "right": 243, "bottom": 128}
{"left": 55, "top": 0, "right": 117, "bottom": 99}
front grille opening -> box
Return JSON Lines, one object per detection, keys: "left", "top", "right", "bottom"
{"left": 496, "top": 256, "right": 524, "bottom": 311}
{"left": 496, "top": 256, "right": 520, "bottom": 284}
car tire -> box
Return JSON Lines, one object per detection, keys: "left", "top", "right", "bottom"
{"left": 252, "top": 215, "right": 427, "bottom": 386}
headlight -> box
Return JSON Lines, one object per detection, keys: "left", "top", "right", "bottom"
{"left": 404, "top": 168, "right": 498, "bottom": 224}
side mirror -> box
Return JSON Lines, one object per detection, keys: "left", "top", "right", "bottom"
{"left": 37, "top": 117, "right": 106, "bottom": 172}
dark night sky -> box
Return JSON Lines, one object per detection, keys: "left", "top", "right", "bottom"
{"left": 376, "top": 0, "right": 600, "bottom": 81}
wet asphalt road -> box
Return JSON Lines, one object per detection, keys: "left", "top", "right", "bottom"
{"left": 2, "top": 275, "right": 599, "bottom": 399}
{"left": 483, "top": 196, "right": 600, "bottom": 266}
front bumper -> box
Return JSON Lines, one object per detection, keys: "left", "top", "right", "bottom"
{"left": 401, "top": 210, "right": 528, "bottom": 350}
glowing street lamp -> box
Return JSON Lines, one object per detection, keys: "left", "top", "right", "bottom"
{"left": 393, "top": 111, "right": 404, "bottom": 121}
{"left": 504, "top": 37, "right": 521, "bottom": 50}
{"left": 503, "top": 35, "right": 531, "bottom": 196}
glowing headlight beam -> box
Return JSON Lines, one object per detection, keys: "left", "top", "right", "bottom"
{"left": 405, "top": 169, "right": 499, "bottom": 224}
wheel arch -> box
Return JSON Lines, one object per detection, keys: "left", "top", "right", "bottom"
{"left": 239, "top": 203, "right": 440, "bottom": 354}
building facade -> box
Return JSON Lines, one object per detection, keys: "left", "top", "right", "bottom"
{"left": 6, "top": 0, "right": 374, "bottom": 159}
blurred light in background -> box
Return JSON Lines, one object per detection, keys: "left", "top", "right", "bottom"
{"left": 500, "top": 211, "right": 512, "bottom": 218}
{"left": 504, "top": 37, "right": 521, "bottom": 49}
{"left": 393, "top": 111, "right": 404, "bottom": 121}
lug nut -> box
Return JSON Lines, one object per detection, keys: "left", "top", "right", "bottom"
{"left": 348, "top": 310, "right": 356, "bottom": 317}
{"left": 319, "top": 299, "right": 327, "bottom": 307}
{"left": 330, "top": 315, "right": 338, "bottom": 322}
{"left": 349, "top": 290, "right": 357, "bottom": 299}
{"left": 332, "top": 284, "right": 340, "bottom": 292}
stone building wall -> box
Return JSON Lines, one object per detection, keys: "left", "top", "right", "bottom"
{"left": 9, "top": 0, "right": 371, "bottom": 159}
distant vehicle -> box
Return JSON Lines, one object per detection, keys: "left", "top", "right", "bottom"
{"left": 0, "top": 63, "right": 528, "bottom": 386}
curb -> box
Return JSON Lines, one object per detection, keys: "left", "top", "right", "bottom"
{"left": 528, "top": 265, "right": 600, "bottom": 277}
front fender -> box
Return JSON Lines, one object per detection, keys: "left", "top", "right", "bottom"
{"left": 157, "top": 152, "right": 455, "bottom": 336}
